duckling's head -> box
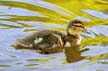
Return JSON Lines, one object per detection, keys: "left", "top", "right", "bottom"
{"left": 67, "top": 19, "right": 86, "bottom": 35}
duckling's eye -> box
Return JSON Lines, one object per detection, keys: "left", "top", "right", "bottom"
{"left": 78, "top": 26, "right": 82, "bottom": 27}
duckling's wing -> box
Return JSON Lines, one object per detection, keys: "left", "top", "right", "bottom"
{"left": 16, "top": 32, "right": 37, "bottom": 48}
{"left": 16, "top": 30, "right": 54, "bottom": 48}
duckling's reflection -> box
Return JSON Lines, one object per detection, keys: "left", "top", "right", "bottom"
{"left": 65, "top": 46, "right": 89, "bottom": 63}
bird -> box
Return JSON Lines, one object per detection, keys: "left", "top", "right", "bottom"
{"left": 16, "top": 19, "right": 86, "bottom": 54}
{"left": 65, "top": 19, "right": 86, "bottom": 47}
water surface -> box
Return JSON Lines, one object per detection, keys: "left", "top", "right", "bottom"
{"left": 0, "top": 0, "right": 108, "bottom": 71}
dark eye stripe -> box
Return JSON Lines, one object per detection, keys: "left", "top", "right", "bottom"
{"left": 73, "top": 25, "right": 82, "bottom": 27}
{"left": 73, "top": 25, "right": 85, "bottom": 29}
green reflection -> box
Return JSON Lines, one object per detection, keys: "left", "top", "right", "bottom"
{"left": 0, "top": 64, "right": 11, "bottom": 67}
{"left": 24, "top": 64, "right": 38, "bottom": 66}
{"left": 27, "top": 58, "right": 50, "bottom": 63}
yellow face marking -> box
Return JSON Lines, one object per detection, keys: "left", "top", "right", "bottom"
{"left": 68, "top": 28, "right": 80, "bottom": 35}
{"left": 75, "top": 27, "right": 84, "bottom": 32}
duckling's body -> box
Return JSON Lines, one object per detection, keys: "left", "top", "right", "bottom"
{"left": 16, "top": 19, "right": 86, "bottom": 54}
{"left": 16, "top": 30, "right": 66, "bottom": 54}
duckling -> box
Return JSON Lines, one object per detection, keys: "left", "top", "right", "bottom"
{"left": 65, "top": 19, "right": 86, "bottom": 47}
{"left": 16, "top": 19, "right": 86, "bottom": 54}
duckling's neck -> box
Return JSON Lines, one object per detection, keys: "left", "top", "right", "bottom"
{"left": 67, "top": 33, "right": 80, "bottom": 39}
{"left": 67, "top": 33, "right": 81, "bottom": 45}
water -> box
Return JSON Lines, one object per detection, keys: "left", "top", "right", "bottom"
{"left": 0, "top": 0, "right": 108, "bottom": 71}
